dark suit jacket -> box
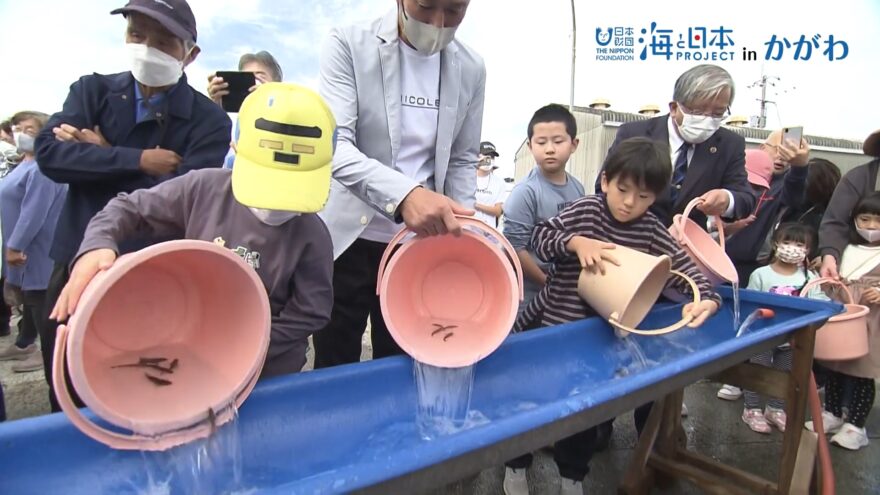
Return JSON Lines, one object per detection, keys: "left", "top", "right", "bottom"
{"left": 35, "top": 72, "right": 231, "bottom": 263}
{"left": 595, "top": 114, "right": 754, "bottom": 227}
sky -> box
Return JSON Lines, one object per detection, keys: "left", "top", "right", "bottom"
{"left": 1, "top": 0, "right": 877, "bottom": 180}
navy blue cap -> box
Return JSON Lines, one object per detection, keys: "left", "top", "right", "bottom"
{"left": 112, "top": 0, "right": 197, "bottom": 43}
{"left": 480, "top": 141, "right": 499, "bottom": 157}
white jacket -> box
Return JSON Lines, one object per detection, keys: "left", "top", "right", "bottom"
{"left": 318, "top": 9, "right": 486, "bottom": 258}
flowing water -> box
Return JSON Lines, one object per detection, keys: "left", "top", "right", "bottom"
{"left": 732, "top": 281, "right": 741, "bottom": 332}
{"left": 136, "top": 404, "right": 248, "bottom": 495}
{"left": 735, "top": 309, "right": 763, "bottom": 338}
{"left": 413, "top": 361, "right": 477, "bottom": 440}
{"left": 614, "top": 335, "right": 651, "bottom": 378}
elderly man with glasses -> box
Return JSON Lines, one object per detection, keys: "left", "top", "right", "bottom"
{"left": 590, "top": 63, "right": 755, "bottom": 456}
{"left": 596, "top": 64, "right": 754, "bottom": 226}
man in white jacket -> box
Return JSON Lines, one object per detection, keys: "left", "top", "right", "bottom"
{"left": 315, "top": 0, "right": 485, "bottom": 367}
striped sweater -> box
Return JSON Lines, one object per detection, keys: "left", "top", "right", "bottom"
{"left": 517, "top": 194, "right": 721, "bottom": 329}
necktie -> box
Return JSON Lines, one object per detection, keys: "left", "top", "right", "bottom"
{"left": 671, "top": 142, "right": 691, "bottom": 203}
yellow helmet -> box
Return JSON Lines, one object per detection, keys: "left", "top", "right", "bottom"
{"left": 231, "top": 82, "right": 336, "bottom": 212}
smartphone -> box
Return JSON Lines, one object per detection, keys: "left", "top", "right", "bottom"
{"left": 782, "top": 126, "right": 804, "bottom": 147}
{"left": 216, "top": 71, "right": 257, "bottom": 113}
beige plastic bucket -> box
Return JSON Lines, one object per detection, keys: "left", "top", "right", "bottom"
{"left": 577, "top": 244, "right": 701, "bottom": 336}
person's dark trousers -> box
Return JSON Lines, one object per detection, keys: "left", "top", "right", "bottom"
{"left": 597, "top": 401, "right": 672, "bottom": 446}
{"left": 507, "top": 416, "right": 601, "bottom": 480}
{"left": 313, "top": 238, "right": 403, "bottom": 369}
{"left": 812, "top": 361, "right": 831, "bottom": 389}
{"left": 554, "top": 426, "right": 599, "bottom": 480}
{"left": 634, "top": 402, "right": 653, "bottom": 436}
{"left": 0, "top": 277, "right": 11, "bottom": 337}
{"left": 41, "top": 262, "right": 83, "bottom": 413}
{"left": 593, "top": 419, "right": 614, "bottom": 452}
{"left": 15, "top": 290, "right": 45, "bottom": 349}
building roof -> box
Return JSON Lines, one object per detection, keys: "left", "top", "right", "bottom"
{"left": 567, "top": 105, "right": 864, "bottom": 151}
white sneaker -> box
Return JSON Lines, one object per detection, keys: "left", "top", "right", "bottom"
{"left": 503, "top": 467, "right": 529, "bottom": 495}
{"left": 717, "top": 384, "right": 742, "bottom": 400}
{"left": 830, "top": 423, "right": 869, "bottom": 450}
{"left": 805, "top": 410, "right": 845, "bottom": 434}
{"left": 559, "top": 478, "right": 583, "bottom": 495}
{"left": 0, "top": 343, "right": 37, "bottom": 361}
{"left": 681, "top": 402, "right": 689, "bottom": 417}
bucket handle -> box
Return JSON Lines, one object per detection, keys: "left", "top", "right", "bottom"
{"left": 607, "top": 270, "right": 702, "bottom": 336}
{"left": 375, "top": 214, "right": 524, "bottom": 301}
{"left": 675, "top": 197, "right": 725, "bottom": 250}
{"left": 800, "top": 276, "right": 856, "bottom": 305}
{"left": 52, "top": 324, "right": 256, "bottom": 451}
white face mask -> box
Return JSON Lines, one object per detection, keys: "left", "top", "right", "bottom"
{"left": 775, "top": 243, "right": 807, "bottom": 265}
{"left": 857, "top": 227, "right": 880, "bottom": 243}
{"left": 478, "top": 164, "right": 494, "bottom": 172}
{"left": 13, "top": 132, "right": 34, "bottom": 154}
{"left": 0, "top": 140, "right": 22, "bottom": 165}
{"left": 676, "top": 111, "right": 724, "bottom": 144}
{"left": 399, "top": 5, "right": 458, "bottom": 55}
{"left": 249, "top": 207, "right": 300, "bottom": 226}
{"left": 126, "top": 43, "right": 185, "bottom": 87}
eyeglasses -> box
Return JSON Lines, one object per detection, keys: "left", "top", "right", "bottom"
{"left": 678, "top": 103, "right": 730, "bottom": 119}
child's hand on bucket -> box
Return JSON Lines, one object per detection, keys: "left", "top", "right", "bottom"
{"left": 566, "top": 236, "right": 620, "bottom": 275}
{"left": 682, "top": 300, "right": 719, "bottom": 328}
{"left": 819, "top": 255, "right": 840, "bottom": 280}
{"left": 860, "top": 288, "right": 880, "bottom": 306}
{"left": 50, "top": 249, "right": 118, "bottom": 322}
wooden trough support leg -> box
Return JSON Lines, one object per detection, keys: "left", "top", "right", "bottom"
{"left": 618, "top": 395, "right": 666, "bottom": 495}
{"left": 618, "top": 389, "right": 685, "bottom": 495}
{"left": 779, "top": 324, "right": 819, "bottom": 495}
{"left": 619, "top": 323, "right": 822, "bottom": 495}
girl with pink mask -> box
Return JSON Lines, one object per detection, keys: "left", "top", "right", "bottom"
{"left": 741, "top": 223, "right": 827, "bottom": 433}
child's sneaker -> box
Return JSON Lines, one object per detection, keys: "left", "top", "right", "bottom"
{"left": 560, "top": 478, "right": 583, "bottom": 495}
{"left": 717, "top": 384, "right": 742, "bottom": 400}
{"left": 805, "top": 410, "right": 845, "bottom": 434}
{"left": 764, "top": 406, "right": 786, "bottom": 432}
{"left": 830, "top": 423, "right": 869, "bottom": 450}
{"left": 742, "top": 408, "right": 772, "bottom": 433}
{"left": 503, "top": 467, "right": 529, "bottom": 495}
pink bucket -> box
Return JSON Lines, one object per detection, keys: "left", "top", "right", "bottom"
{"left": 376, "top": 216, "right": 523, "bottom": 368}
{"left": 668, "top": 197, "right": 738, "bottom": 293}
{"left": 800, "top": 277, "right": 870, "bottom": 361}
{"left": 53, "top": 240, "right": 271, "bottom": 451}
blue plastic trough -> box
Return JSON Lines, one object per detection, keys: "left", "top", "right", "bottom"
{"left": 0, "top": 288, "right": 838, "bottom": 494}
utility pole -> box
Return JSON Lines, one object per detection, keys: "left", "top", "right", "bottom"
{"left": 569, "top": 0, "right": 576, "bottom": 112}
{"left": 747, "top": 74, "right": 779, "bottom": 129}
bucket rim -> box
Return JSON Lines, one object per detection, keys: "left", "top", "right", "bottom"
{"left": 827, "top": 303, "right": 869, "bottom": 322}
{"left": 64, "top": 239, "right": 270, "bottom": 437}
{"left": 378, "top": 231, "right": 518, "bottom": 368}
{"left": 671, "top": 214, "right": 738, "bottom": 282}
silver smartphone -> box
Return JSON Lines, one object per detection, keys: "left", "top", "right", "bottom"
{"left": 782, "top": 126, "right": 804, "bottom": 146}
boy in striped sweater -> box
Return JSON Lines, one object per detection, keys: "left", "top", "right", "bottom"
{"left": 504, "top": 137, "right": 720, "bottom": 494}
{"left": 518, "top": 136, "right": 721, "bottom": 330}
